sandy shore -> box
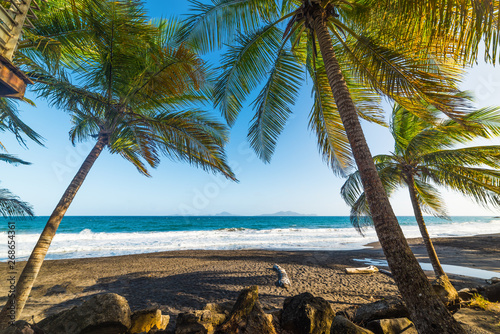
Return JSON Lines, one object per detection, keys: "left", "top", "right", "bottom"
{"left": 1, "top": 234, "right": 499, "bottom": 324}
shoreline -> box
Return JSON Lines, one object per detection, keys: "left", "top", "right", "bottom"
{"left": 1, "top": 234, "right": 499, "bottom": 323}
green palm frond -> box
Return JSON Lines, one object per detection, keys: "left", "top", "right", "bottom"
{"left": 0, "top": 98, "right": 43, "bottom": 147}
{"left": 413, "top": 179, "right": 448, "bottom": 217}
{"left": 367, "top": 0, "right": 500, "bottom": 65}
{"left": 248, "top": 49, "right": 304, "bottom": 162}
{"left": 421, "top": 146, "right": 500, "bottom": 169}
{"left": 214, "top": 25, "right": 283, "bottom": 126}
{"left": 0, "top": 154, "right": 30, "bottom": 166}
{"left": 424, "top": 165, "right": 500, "bottom": 210}
{"left": 308, "top": 57, "right": 353, "bottom": 175}
{"left": 333, "top": 31, "right": 466, "bottom": 120}
{"left": 0, "top": 188, "right": 34, "bottom": 218}
{"left": 180, "top": 0, "right": 279, "bottom": 53}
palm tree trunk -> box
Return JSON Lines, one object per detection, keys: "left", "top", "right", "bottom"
{"left": 309, "top": 7, "right": 465, "bottom": 334}
{"left": 0, "top": 134, "right": 107, "bottom": 328}
{"left": 405, "top": 173, "right": 446, "bottom": 277}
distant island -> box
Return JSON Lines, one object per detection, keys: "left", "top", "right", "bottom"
{"left": 214, "top": 211, "right": 236, "bottom": 216}
{"left": 259, "top": 211, "right": 317, "bottom": 217}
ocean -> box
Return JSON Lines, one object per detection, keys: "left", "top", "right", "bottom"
{"left": 1, "top": 216, "right": 499, "bottom": 261}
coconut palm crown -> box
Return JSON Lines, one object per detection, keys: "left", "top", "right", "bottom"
{"left": 341, "top": 101, "right": 500, "bottom": 276}
{"left": 0, "top": 0, "right": 235, "bottom": 326}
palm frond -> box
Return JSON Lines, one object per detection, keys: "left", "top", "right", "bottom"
{"left": 248, "top": 48, "right": 303, "bottom": 162}
{"left": 0, "top": 154, "right": 31, "bottom": 166}
{"left": 180, "top": 0, "right": 280, "bottom": 53}
{"left": 0, "top": 188, "right": 34, "bottom": 218}
{"left": 214, "top": 25, "right": 283, "bottom": 126}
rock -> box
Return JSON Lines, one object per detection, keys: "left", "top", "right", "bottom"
{"left": 479, "top": 282, "right": 500, "bottom": 302}
{"left": 458, "top": 288, "right": 476, "bottom": 302}
{"left": 0, "top": 321, "right": 36, "bottom": 334}
{"left": 160, "top": 315, "right": 170, "bottom": 331}
{"left": 353, "top": 299, "right": 409, "bottom": 325}
{"left": 431, "top": 275, "right": 459, "bottom": 307}
{"left": 130, "top": 309, "right": 167, "bottom": 333}
{"left": 38, "top": 293, "right": 131, "bottom": 334}
{"left": 366, "top": 317, "right": 417, "bottom": 334}
{"left": 175, "top": 310, "right": 226, "bottom": 334}
{"left": 281, "top": 292, "right": 335, "bottom": 334}
{"left": 216, "top": 286, "right": 276, "bottom": 334}
{"left": 486, "top": 277, "right": 500, "bottom": 285}
{"left": 330, "top": 316, "right": 374, "bottom": 334}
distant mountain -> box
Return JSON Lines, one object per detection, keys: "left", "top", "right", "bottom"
{"left": 214, "top": 211, "right": 237, "bottom": 216}
{"left": 260, "top": 211, "right": 316, "bottom": 217}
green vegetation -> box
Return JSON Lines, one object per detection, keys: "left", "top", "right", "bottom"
{"left": 342, "top": 101, "right": 500, "bottom": 277}
{"left": 0, "top": 0, "right": 235, "bottom": 327}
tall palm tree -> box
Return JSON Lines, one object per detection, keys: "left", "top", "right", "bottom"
{"left": 180, "top": 1, "right": 499, "bottom": 332}
{"left": 0, "top": 0, "right": 235, "bottom": 327}
{"left": 341, "top": 102, "right": 500, "bottom": 301}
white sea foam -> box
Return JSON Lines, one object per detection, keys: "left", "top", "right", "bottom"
{"left": 1, "top": 219, "right": 499, "bottom": 261}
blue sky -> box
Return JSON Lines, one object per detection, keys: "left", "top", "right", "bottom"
{"left": 2, "top": 1, "right": 500, "bottom": 216}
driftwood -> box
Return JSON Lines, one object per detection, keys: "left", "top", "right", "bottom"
{"left": 345, "top": 265, "right": 379, "bottom": 274}
{"left": 379, "top": 269, "right": 393, "bottom": 277}
{"left": 273, "top": 264, "right": 291, "bottom": 289}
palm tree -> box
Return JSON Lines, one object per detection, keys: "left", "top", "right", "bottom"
{"left": 341, "top": 102, "right": 500, "bottom": 302}
{"left": 179, "top": 1, "right": 499, "bottom": 332}
{"left": 0, "top": 0, "right": 235, "bottom": 327}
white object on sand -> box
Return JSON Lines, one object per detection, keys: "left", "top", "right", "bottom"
{"left": 273, "top": 264, "right": 291, "bottom": 289}
{"left": 345, "top": 265, "right": 379, "bottom": 274}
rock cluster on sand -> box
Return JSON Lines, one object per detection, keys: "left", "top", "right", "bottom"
{"left": 2, "top": 283, "right": 499, "bottom": 334}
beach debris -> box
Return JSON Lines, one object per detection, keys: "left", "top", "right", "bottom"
{"left": 273, "top": 264, "right": 291, "bottom": 289}
{"left": 378, "top": 269, "right": 393, "bottom": 277}
{"left": 366, "top": 317, "right": 417, "bottom": 334}
{"left": 37, "top": 293, "right": 132, "bottom": 334}
{"left": 217, "top": 286, "right": 277, "bottom": 334}
{"left": 130, "top": 308, "right": 168, "bottom": 333}
{"left": 331, "top": 316, "right": 374, "bottom": 334}
{"left": 281, "top": 292, "right": 335, "bottom": 334}
{"left": 345, "top": 265, "right": 379, "bottom": 274}
{"left": 353, "top": 299, "right": 410, "bottom": 325}
{"left": 486, "top": 277, "right": 500, "bottom": 285}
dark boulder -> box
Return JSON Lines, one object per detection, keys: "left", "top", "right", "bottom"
{"left": 38, "top": 293, "right": 131, "bottom": 334}
{"left": 281, "top": 292, "right": 335, "bottom": 334}
{"left": 353, "top": 299, "right": 409, "bottom": 325}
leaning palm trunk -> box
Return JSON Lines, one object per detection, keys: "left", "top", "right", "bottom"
{"left": 406, "top": 173, "right": 446, "bottom": 277}
{"left": 310, "top": 10, "right": 464, "bottom": 334}
{"left": 0, "top": 133, "right": 107, "bottom": 328}
{"left": 406, "top": 173, "right": 459, "bottom": 304}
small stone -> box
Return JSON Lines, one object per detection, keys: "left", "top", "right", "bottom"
{"left": 330, "top": 316, "right": 374, "bottom": 334}
{"left": 366, "top": 317, "right": 417, "bottom": 334}
{"left": 130, "top": 309, "right": 163, "bottom": 333}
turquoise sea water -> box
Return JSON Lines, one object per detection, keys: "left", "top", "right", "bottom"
{"left": 1, "top": 216, "right": 499, "bottom": 260}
